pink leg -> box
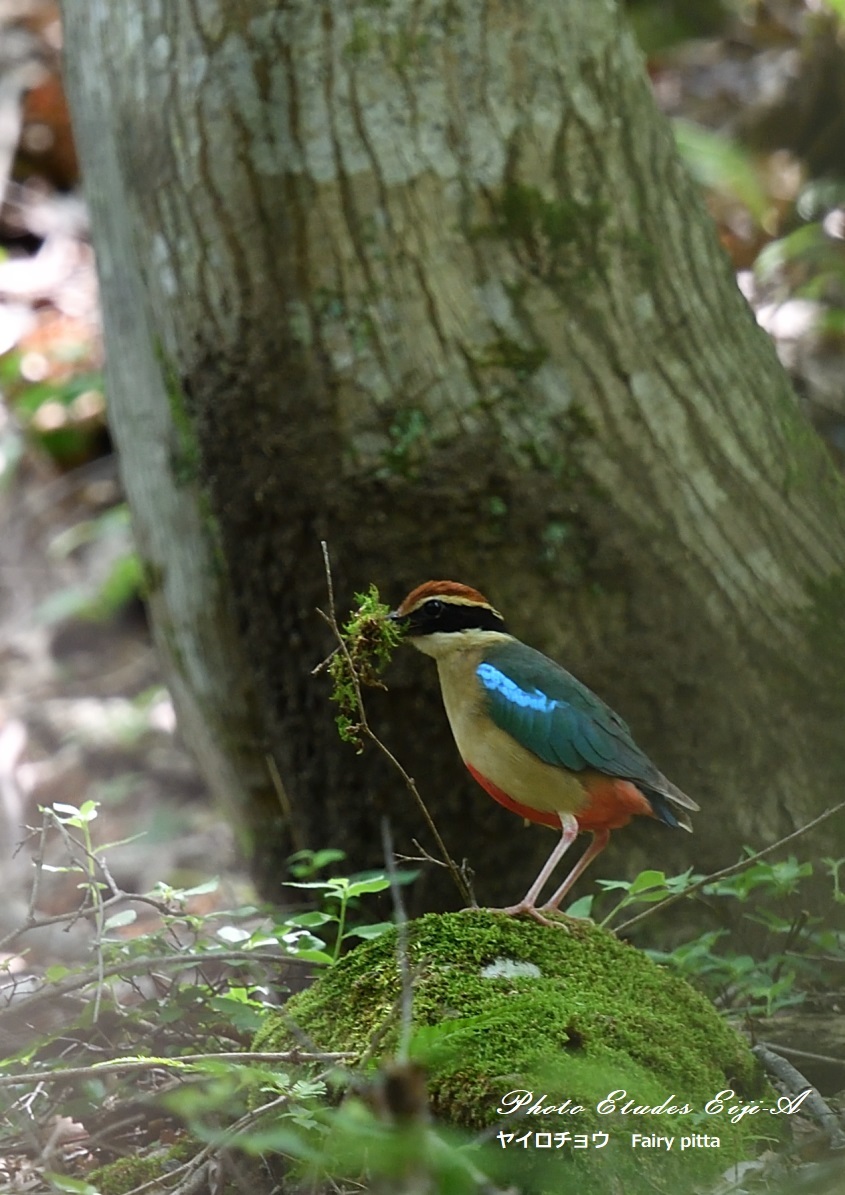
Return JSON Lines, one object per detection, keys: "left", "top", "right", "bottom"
{"left": 541, "top": 829, "right": 610, "bottom": 911}
{"left": 486, "top": 813, "right": 580, "bottom": 927}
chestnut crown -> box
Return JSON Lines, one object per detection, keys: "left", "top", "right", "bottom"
{"left": 391, "top": 580, "right": 508, "bottom": 638}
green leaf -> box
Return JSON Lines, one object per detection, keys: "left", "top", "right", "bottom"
{"left": 284, "top": 911, "right": 335, "bottom": 929}
{"left": 352, "top": 867, "right": 418, "bottom": 887}
{"left": 345, "top": 921, "right": 393, "bottom": 940}
{"left": 628, "top": 869, "right": 666, "bottom": 894}
{"left": 564, "top": 894, "right": 594, "bottom": 919}
{"left": 52, "top": 801, "right": 81, "bottom": 818}
{"left": 288, "top": 848, "right": 346, "bottom": 877}
{"left": 206, "top": 994, "right": 266, "bottom": 1033}
{"left": 287, "top": 948, "right": 334, "bottom": 965}
{"left": 94, "top": 552, "right": 144, "bottom": 617}
{"left": 754, "top": 224, "right": 827, "bottom": 282}
{"left": 230, "top": 1124, "right": 324, "bottom": 1160}
{"left": 43, "top": 1175, "right": 99, "bottom": 1195}
{"left": 282, "top": 930, "right": 329, "bottom": 954}
{"left": 674, "top": 118, "right": 768, "bottom": 220}
{"left": 345, "top": 877, "right": 392, "bottom": 898}
{"left": 34, "top": 585, "right": 93, "bottom": 625}
{"left": 216, "top": 925, "right": 252, "bottom": 944}
{"left": 821, "top": 0, "right": 845, "bottom": 20}
{"left": 177, "top": 878, "right": 220, "bottom": 897}
{"left": 664, "top": 868, "right": 702, "bottom": 894}
{"left": 103, "top": 908, "right": 137, "bottom": 930}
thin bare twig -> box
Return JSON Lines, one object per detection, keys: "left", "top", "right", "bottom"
{"left": 0, "top": 949, "right": 313, "bottom": 1025}
{"left": 399, "top": 839, "right": 474, "bottom": 882}
{"left": 1, "top": 877, "right": 203, "bottom": 954}
{"left": 613, "top": 801, "right": 845, "bottom": 934}
{"left": 116, "top": 1085, "right": 334, "bottom": 1195}
{"left": 50, "top": 808, "right": 109, "bottom": 1021}
{"left": 0, "top": 1050, "right": 354, "bottom": 1091}
{"left": 24, "top": 815, "right": 49, "bottom": 924}
{"left": 757, "top": 1041, "right": 845, "bottom": 1070}
{"left": 317, "top": 541, "right": 475, "bottom": 907}
{"left": 752, "top": 1043, "right": 845, "bottom": 1151}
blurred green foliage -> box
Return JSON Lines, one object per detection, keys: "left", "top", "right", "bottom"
{"left": 626, "top": 0, "right": 732, "bottom": 53}
{"left": 36, "top": 504, "right": 143, "bottom": 624}
{"left": 0, "top": 350, "right": 106, "bottom": 469}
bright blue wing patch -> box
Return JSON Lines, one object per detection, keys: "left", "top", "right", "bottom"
{"left": 476, "top": 663, "right": 558, "bottom": 712}
{"left": 475, "top": 651, "right": 659, "bottom": 784}
{"left": 476, "top": 663, "right": 588, "bottom": 771}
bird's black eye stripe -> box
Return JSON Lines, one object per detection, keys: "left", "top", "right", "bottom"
{"left": 407, "top": 599, "right": 507, "bottom": 635}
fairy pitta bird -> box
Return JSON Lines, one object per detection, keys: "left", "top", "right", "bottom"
{"left": 390, "top": 581, "right": 698, "bottom": 925}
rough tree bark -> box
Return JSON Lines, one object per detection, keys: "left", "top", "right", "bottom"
{"left": 61, "top": 1, "right": 845, "bottom": 910}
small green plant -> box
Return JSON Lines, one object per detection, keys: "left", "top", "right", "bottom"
{"left": 564, "top": 865, "right": 702, "bottom": 925}
{"left": 214, "top": 848, "right": 413, "bottom": 967}
{"left": 581, "top": 853, "right": 845, "bottom": 1017}
{"left": 283, "top": 871, "right": 400, "bottom": 965}
{"left": 826, "top": 855, "right": 845, "bottom": 903}
{"left": 0, "top": 806, "right": 418, "bottom": 1184}
{"left": 379, "top": 407, "right": 429, "bottom": 478}
{"left": 1, "top": 774, "right": 474, "bottom": 1195}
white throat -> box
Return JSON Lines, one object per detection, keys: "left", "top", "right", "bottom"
{"left": 408, "top": 628, "right": 512, "bottom": 660}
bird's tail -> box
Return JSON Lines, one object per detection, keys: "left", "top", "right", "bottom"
{"left": 645, "top": 776, "right": 699, "bottom": 833}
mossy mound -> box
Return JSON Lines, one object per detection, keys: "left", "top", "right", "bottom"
{"left": 255, "top": 910, "right": 779, "bottom": 1194}
{"left": 88, "top": 1144, "right": 194, "bottom": 1195}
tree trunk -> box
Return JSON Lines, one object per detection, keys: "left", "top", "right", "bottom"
{"left": 61, "top": 0, "right": 845, "bottom": 911}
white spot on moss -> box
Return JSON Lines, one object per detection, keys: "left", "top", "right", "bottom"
{"left": 480, "top": 957, "right": 543, "bottom": 980}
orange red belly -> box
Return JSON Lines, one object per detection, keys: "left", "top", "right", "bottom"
{"left": 465, "top": 763, "right": 654, "bottom": 832}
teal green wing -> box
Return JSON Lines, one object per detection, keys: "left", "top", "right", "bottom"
{"left": 476, "top": 643, "right": 662, "bottom": 787}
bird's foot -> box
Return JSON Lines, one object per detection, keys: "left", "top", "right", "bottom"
{"left": 477, "top": 903, "right": 569, "bottom": 929}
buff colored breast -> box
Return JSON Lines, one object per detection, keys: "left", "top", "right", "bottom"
{"left": 434, "top": 648, "right": 588, "bottom": 819}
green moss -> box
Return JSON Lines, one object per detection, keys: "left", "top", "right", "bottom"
{"left": 139, "top": 557, "right": 165, "bottom": 597}
{"left": 806, "top": 570, "right": 845, "bottom": 675}
{"left": 377, "top": 407, "right": 429, "bottom": 478}
{"left": 472, "top": 182, "right": 609, "bottom": 284}
{"left": 493, "top": 183, "right": 581, "bottom": 247}
{"left": 799, "top": 570, "right": 845, "bottom": 777}
{"left": 390, "top": 28, "right": 431, "bottom": 71}
{"left": 475, "top": 336, "right": 549, "bottom": 379}
{"left": 154, "top": 342, "right": 201, "bottom": 488}
{"left": 89, "top": 1143, "right": 192, "bottom": 1195}
{"left": 148, "top": 344, "right": 226, "bottom": 577}
{"left": 620, "top": 228, "right": 660, "bottom": 275}
{"left": 255, "top": 912, "right": 777, "bottom": 1194}
{"left": 344, "top": 17, "right": 373, "bottom": 57}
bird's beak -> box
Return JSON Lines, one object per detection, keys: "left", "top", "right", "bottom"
{"left": 387, "top": 607, "right": 412, "bottom": 634}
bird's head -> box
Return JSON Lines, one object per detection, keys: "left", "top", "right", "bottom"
{"left": 390, "top": 580, "right": 509, "bottom": 658}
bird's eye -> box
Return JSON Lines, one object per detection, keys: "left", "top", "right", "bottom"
{"left": 427, "top": 599, "right": 444, "bottom": 617}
